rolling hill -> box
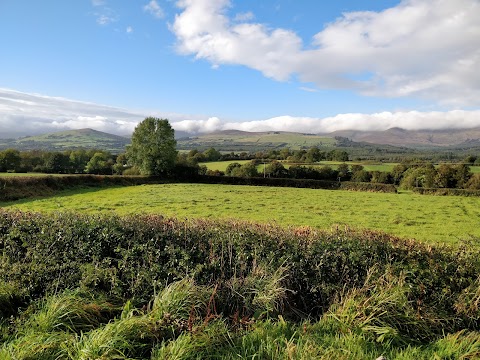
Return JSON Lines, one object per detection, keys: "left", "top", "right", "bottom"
{"left": 2, "top": 126, "right": 480, "bottom": 157}
{"left": 0, "top": 128, "right": 130, "bottom": 153}
{"left": 327, "top": 127, "right": 480, "bottom": 148}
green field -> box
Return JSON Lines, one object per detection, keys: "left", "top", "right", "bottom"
{"left": 202, "top": 160, "right": 480, "bottom": 173}
{"left": 4, "top": 183, "right": 479, "bottom": 244}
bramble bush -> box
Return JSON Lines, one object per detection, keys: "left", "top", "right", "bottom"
{"left": 0, "top": 210, "right": 479, "bottom": 340}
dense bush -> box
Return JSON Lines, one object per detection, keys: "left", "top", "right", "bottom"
{"left": 0, "top": 210, "right": 479, "bottom": 335}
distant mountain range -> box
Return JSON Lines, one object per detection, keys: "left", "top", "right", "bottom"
{"left": 1, "top": 127, "right": 480, "bottom": 153}
{"left": 326, "top": 127, "right": 480, "bottom": 148}
{"left": 0, "top": 128, "right": 130, "bottom": 153}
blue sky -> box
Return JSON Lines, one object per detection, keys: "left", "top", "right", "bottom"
{"left": 0, "top": 0, "right": 479, "bottom": 137}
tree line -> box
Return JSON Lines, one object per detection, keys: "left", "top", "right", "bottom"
{"left": 0, "top": 148, "right": 123, "bottom": 175}
{"left": 209, "top": 159, "right": 480, "bottom": 190}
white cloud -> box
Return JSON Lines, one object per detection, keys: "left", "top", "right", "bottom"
{"left": 91, "top": 0, "right": 105, "bottom": 6}
{"left": 171, "top": 111, "right": 480, "bottom": 134}
{"left": 0, "top": 89, "right": 144, "bottom": 138}
{"left": 96, "top": 14, "right": 116, "bottom": 25}
{"left": 299, "top": 87, "right": 318, "bottom": 93}
{"left": 234, "top": 11, "right": 254, "bottom": 22}
{"left": 2, "top": 88, "right": 480, "bottom": 139}
{"left": 172, "top": 117, "right": 223, "bottom": 133}
{"left": 126, "top": 26, "right": 133, "bottom": 33}
{"left": 144, "top": 0, "right": 165, "bottom": 19}
{"left": 172, "top": 0, "right": 480, "bottom": 106}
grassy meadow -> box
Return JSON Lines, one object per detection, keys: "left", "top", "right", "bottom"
{"left": 3, "top": 183, "right": 479, "bottom": 244}
{"left": 202, "top": 160, "right": 480, "bottom": 173}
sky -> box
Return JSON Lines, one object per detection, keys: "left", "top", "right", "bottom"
{"left": 0, "top": 0, "right": 479, "bottom": 138}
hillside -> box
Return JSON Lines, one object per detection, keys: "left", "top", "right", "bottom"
{"left": 177, "top": 130, "right": 337, "bottom": 151}
{"left": 0, "top": 128, "right": 130, "bottom": 153}
{"left": 328, "top": 127, "right": 480, "bottom": 148}
{"left": 2, "top": 126, "right": 480, "bottom": 158}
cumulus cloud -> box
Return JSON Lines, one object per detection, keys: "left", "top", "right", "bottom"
{"left": 126, "top": 26, "right": 133, "bottom": 33}
{"left": 172, "top": 117, "right": 223, "bottom": 134}
{"left": 172, "top": 0, "right": 480, "bottom": 106}
{"left": 144, "top": 0, "right": 165, "bottom": 19}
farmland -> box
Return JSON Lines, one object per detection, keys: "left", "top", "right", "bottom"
{"left": 3, "top": 183, "right": 479, "bottom": 244}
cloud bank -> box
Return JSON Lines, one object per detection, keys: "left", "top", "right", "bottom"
{"left": 172, "top": 0, "right": 480, "bottom": 106}
{"left": 172, "top": 111, "right": 480, "bottom": 135}
{"left": 1, "top": 89, "right": 480, "bottom": 139}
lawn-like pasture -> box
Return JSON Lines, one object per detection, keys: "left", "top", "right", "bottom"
{"left": 202, "top": 160, "right": 480, "bottom": 173}
{"left": 4, "top": 183, "right": 479, "bottom": 244}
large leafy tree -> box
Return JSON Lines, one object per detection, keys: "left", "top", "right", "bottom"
{"left": 127, "top": 117, "right": 177, "bottom": 176}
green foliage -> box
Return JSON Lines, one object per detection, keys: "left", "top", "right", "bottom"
{"left": 126, "top": 117, "right": 177, "bottom": 176}
{"left": 265, "top": 160, "right": 288, "bottom": 178}
{"left": 0, "top": 149, "right": 21, "bottom": 172}
{"left": 84, "top": 151, "right": 114, "bottom": 175}
{"left": 1, "top": 210, "right": 480, "bottom": 357}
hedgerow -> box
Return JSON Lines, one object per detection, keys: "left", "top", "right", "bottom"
{"left": 0, "top": 210, "right": 479, "bottom": 338}
{"left": 1, "top": 210, "right": 480, "bottom": 357}
{"left": 413, "top": 187, "right": 480, "bottom": 196}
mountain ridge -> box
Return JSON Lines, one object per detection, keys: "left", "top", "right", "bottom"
{"left": 2, "top": 126, "right": 480, "bottom": 153}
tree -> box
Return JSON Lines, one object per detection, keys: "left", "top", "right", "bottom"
{"left": 231, "top": 161, "right": 259, "bottom": 177}
{"left": 203, "top": 147, "right": 222, "bottom": 161}
{"left": 0, "top": 149, "right": 21, "bottom": 172}
{"left": 225, "top": 162, "right": 242, "bottom": 176}
{"left": 43, "top": 152, "right": 70, "bottom": 173}
{"left": 265, "top": 160, "right": 288, "bottom": 178}
{"left": 337, "top": 163, "right": 351, "bottom": 181}
{"left": 85, "top": 152, "right": 114, "bottom": 174}
{"left": 126, "top": 117, "right": 177, "bottom": 176}
{"left": 69, "top": 149, "right": 90, "bottom": 173}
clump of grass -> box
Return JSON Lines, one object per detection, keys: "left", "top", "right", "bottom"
{"left": 0, "top": 332, "right": 74, "bottom": 360}
{"left": 18, "top": 289, "right": 117, "bottom": 335}
{"left": 220, "top": 264, "right": 290, "bottom": 320}
{"left": 150, "top": 278, "right": 210, "bottom": 323}
{"left": 455, "top": 275, "right": 480, "bottom": 322}
{"left": 67, "top": 314, "right": 155, "bottom": 359}
{"left": 429, "top": 330, "right": 480, "bottom": 359}
{"left": 326, "top": 267, "right": 442, "bottom": 345}
{"left": 152, "top": 320, "right": 232, "bottom": 360}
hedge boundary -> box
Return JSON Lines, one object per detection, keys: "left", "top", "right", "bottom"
{"left": 413, "top": 187, "right": 480, "bottom": 197}
{"left": 190, "top": 175, "right": 398, "bottom": 193}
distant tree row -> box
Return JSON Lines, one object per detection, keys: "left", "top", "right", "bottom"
{"left": 204, "top": 159, "right": 480, "bottom": 190}
{"left": 179, "top": 146, "right": 349, "bottom": 163}
{"left": 0, "top": 148, "right": 122, "bottom": 175}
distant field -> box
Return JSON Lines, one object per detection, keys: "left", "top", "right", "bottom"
{"left": 202, "top": 161, "right": 480, "bottom": 173}
{"left": 4, "top": 183, "right": 479, "bottom": 244}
